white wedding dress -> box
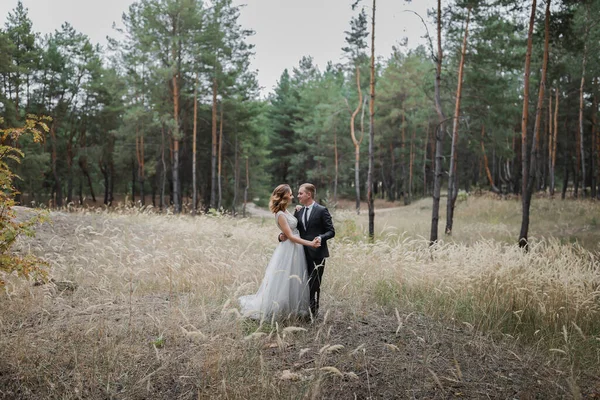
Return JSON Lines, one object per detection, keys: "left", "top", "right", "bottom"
{"left": 239, "top": 211, "right": 310, "bottom": 321}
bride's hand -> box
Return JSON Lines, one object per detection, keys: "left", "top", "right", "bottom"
{"left": 311, "top": 238, "right": 321, "bottom": 248}
{"left": 295, "top": 205, "right": 302, "bottom": 212}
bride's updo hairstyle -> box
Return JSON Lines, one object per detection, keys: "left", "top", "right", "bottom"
{"left": 269, "top": 184, "right": 292, "bottom": 213}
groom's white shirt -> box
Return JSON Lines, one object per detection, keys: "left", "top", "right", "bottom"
{"left": 303, "top": 202, "right": 315, "bottom": 229}
{"left": 302, "top": 201, "right": 315, "bottom": 229}
{"left": 302, "top": 201, "right": 321, "bottom": 243}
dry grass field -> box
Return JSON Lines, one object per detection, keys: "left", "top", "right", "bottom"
{"left": 1, "top": 195, "right": 599, "bottom": 399}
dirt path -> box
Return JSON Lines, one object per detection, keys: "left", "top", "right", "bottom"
{"left": 244, "top": 202, "right": 274, "bottom": 218}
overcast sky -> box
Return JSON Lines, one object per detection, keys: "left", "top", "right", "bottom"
{"left": 1, "top": 0, "right": 436, "bottom": 96}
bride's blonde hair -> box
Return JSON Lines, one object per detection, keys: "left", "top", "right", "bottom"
{"left": 269, "top": 184, "right": 292, "bottom": 213}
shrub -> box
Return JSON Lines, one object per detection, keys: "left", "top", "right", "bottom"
{"left": 0, "top": 115, "right": 50, "bottom": 286}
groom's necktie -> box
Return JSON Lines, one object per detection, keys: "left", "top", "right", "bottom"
{"left": 303, "top": 207, "right": 309, "bottom": 229}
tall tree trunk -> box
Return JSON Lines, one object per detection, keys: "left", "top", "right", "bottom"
{"left": 161, "top": 125, "right": 167, "bottom": 211}
{"left": 79, "top": 156, "right": 96, "bottom": 202}
{"left": 528, "top": 0, "right": 550, "bottom": 195}
{"left": 519, "top": 0, "right": 548, "bottom": 249}
{"left": 101, "top": 133, "right": 115, "bottom": 207}
{"left": 348, "top": 66, "right": 363, "bottom": 215}
{"left": 367, "top": 0, "right": 376, "bottom": 240}
{"left": 540, "top": 101, "right": 547, "bottom": 190}
{"left": 597, "top": 122, "right": 600, "bottom": 200}
{"left": 574, "top": 125, "right": 580, "bottom": 198}
{"left": 66, "top": 122, "right": 79, "bottom": 205}
{"left": 109, "top": 153, "right": 114, "bottom": 206}
{"left": 334, "top": 131, "right": 339, "bottom": 203}
{"left": 14, "top": 71, "right": 20, "bottom": 118}
{"left": 551, "top": 88, "right": 559, "bottom": 196}
{"left": 78, "top": 176, "right": 83, "bottom": 205}
{"left": 243, "top": 156, "right": 249, "bottom": 218}
{"left": 101, "top": 162, "right": 109, "bottom": 205}
{"left": 548, "top": 90, "right": 554, "bottom": 195}
{"left": 430, "top": 0, "right": 445, "bottom": 245}
{"left": 492, "top": 149, "right": 497, "bottom": 190}
{"left": 66, "top": 141, "right": 74, "bottom": 205}
{"left": 579, "top": 36, "right": 588, "bottom": 198}
{"left": 171, "top": 14, "right": 181, "bottom": 213}
{"left": 423, "top": 126, "right": 429, "bottom": 197}
{"left": 131, "top": 158, "right": 136, "bottom": 204}
{"left": 378, "top": 143, "right": 387, "bottom": 200}
{"left": 218, "top": 105, "right": 224, "bottom": 211}
{"left": 429, "top": 126, "right": 435, "bottom": 195}
{"left": 481, "top": 126, "right": 501, "bottom": 194}
{"left": 478, "top": 151, "right": 483, "bottom": 189}
{"left": 49, "top": 121, "right": 63, "bottom": 208}
{"left": 136, "top": 126, "right": 145, "bottom": 206}
{"left": 592, "top": 77, "right": 597, "bottom": 199}
{"left": 561, "top": 153, "right": 569, "bottom": 200}
{"left": 445, "top": 6, "right": 470, "bottom": 235}
{"left": 211, "top": 74, "right": 218, "bottom": 209}
{"left": 389, "top": 142, "right": 396, "bottom": 201}
{"left": 26, "top": 75, "right": 31, "bottom": 113}
{"left": 536, "top": 102, "right": 544, "bottom": 190}
{"left": 401, "top": 110, "right": 408, "bottom": 205}
{"left": 151, "top": 179, "right": 156, "bottom": 208}
{"left": 232, "top": 135, "right": 239, "bottom": 216}
{"left": 512, "top": 133, "right": 521, "bottom": 194}
{"left": 192, "top": 72, "right": 198, "bottom": 215}
{"left": 172, "top": 114, "right": 180, "bottom": 212}
{"left": 139, "top": 168, "right": 145, "bottom": 206}
{"left": 409, "top": 128, "right": 415, "bottom": 202}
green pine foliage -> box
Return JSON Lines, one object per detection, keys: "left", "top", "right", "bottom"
{"left": 0, "top": 0, "right": 599, "bottom": 213}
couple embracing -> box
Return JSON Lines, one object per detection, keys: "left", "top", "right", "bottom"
{"left": 239, "top": 183, "right": 335, "bottom": 322}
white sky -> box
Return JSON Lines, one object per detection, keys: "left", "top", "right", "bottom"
{"left": 1, "top": 0, "right": 436, "bottom": 96}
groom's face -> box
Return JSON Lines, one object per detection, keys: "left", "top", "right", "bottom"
{"left": 297, "top": 187, "right": 310, "bottom": 205}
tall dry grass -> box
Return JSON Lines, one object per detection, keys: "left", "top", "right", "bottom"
{"left": 343, "top": 195, "right": 600, "bottom": 331}
{"left": 349, "top": 194, "right": 600, "bottom": 250}
{"left": 0, "top": 196, "right": 598, "bottom": 398}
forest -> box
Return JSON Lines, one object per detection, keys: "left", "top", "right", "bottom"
{"left": 1, "top": 0, "right": 598, "bottom": 237}
{"left": 2, "top": 1, "right": 600, "bottom": 398}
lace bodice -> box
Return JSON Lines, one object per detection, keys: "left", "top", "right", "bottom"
{"left": 276, "top": 211, "right": 299, "bottom": 236}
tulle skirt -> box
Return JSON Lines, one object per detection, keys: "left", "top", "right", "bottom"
{"left": 239, "top": 238, "right": 310, "bottom": 321}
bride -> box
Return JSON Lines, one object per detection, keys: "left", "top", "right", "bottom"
{"left": 239, "top": 184, "right": 321, "bottom": 321}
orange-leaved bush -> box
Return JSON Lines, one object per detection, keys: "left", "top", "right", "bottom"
{"left": 0, "top": 115, "right": 51, "bottom": 286}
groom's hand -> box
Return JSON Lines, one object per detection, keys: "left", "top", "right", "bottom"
{"left": 278, "top": 233, "right": 288, "bottom": 242}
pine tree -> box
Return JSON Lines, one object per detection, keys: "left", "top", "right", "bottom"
{"left": 342, "top": 7, "right": 369, "bottom": 214}
{"left": 4, "top": 1, "right": 39, "bottom": 120}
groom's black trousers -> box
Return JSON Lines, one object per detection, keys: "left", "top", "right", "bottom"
{"left": 306, "top": 257, "right": 325, "bottom": 315}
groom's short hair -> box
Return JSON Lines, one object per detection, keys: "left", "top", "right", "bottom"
{"left": 300, "top": 183, "right": 316, "bottom": 199}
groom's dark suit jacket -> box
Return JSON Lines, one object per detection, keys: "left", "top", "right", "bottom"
{"left": 294, "top": 203, "right": 335, "bottom": 260}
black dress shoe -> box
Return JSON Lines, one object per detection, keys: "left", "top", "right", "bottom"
{"left": 297, "top": 314, "right": 311, "bottom": 323}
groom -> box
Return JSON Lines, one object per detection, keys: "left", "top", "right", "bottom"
{"left": 280, "top": 183, "right": 335, "bottom": 318}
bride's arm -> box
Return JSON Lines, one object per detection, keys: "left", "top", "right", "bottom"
{"left": 277, "top": 214, "right": 319, "bottom": 248}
